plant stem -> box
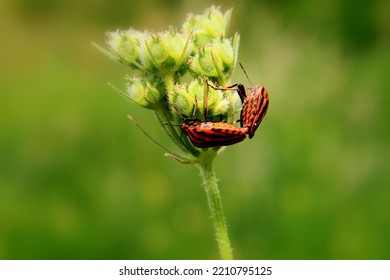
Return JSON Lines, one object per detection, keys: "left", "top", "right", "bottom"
{"left": 197, "top": 152, "right": 233, "bottom": 260}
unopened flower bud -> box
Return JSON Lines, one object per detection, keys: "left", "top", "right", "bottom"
{"left": 106, "top": 29, "right": 144, "bottom": 69}
{"left": 164, "top": 30, "right": 189, "bottom": 65}
{"left": 189, "top": 35, "right": 239, "bottom": 81}
{"left": 139, "top": 31, "right": 192, "bottom": 76}
{"left": 170, "top": 82, "right": 197, "bottom": 116}
{"left": 126, "top": 77, "right": 163, "bottom": 109}
{"left": 142, "top": 34, "right": 169, "bottom": 71}
{"left": 189, "top": 47, "right": 222, "bottom": 78}
{"left": 182, "top": 6, "right": 232, "bottom": 47}
{"left": 212, "top": 38, "right": 234, "bottom": 68}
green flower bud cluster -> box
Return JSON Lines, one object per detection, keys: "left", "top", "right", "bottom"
{"left": 96, "top": 6, "right": 242, "bottom": 159}
{"left": 105, "top": 28, "right": 191, "bottom": 76}
{"left": 189, "top": 36, "right": 239, "bottom": 81}
{"left": 170, "top": 79, "right": 232, "bottom": 119}
{"left": 183, "top": 7, "right": 240, "bottom": 83}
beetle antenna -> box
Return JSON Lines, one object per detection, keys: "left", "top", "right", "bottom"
{"left": 127, "top": 115, "right": 175, "bottom": 154}
{"left": 239, "top": 62, "right": 253, "bottom": 85}
{"left": 171, "top": 105, "right": 184, "bottom": 120}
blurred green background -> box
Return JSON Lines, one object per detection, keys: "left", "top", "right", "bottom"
{"left": 1, "top": 0, "right": 389, "bottom": 259}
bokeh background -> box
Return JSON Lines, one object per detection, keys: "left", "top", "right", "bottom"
{"left": 1, "top": 0, "right": 389, "bottom": 259}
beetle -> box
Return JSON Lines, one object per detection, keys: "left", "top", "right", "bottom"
{"left": 175, "top": 96, "right": 248, "bottom": 148}
{"left": 181, "top": 118, "right": 248, "bottom": 148}
{"left": 207, "top": 82, "right": 269, "bottom": 139}
{"left": 241, "top": 84, "right": 269, "bottom": 139}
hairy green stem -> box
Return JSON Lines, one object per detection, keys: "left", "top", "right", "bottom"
{"left": 197, "top": 152, "right": 233, "bottom": 260}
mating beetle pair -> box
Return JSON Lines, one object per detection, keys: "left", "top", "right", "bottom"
{"left": 180, "top": 81, "right": 269, "bottom": 148}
